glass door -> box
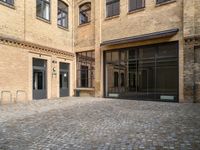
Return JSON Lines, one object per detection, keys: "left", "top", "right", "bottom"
{"left": 60, "top": 62, "right": 69, "bottom": 97}
{"left": 33, "top": 58, "right": 47, "bottom": 100}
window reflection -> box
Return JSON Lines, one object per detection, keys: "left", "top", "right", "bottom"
{"left": 105, "top": 42, "right": 178, "bottom": 101}
{"left": 79, "top": 2, "right": 91, "bottom": 25}
{"left": 58, "top": 0, "right": 68, "bottom": 28}
{"left": 76, "top": 51, "right": 95, "bottom": 88}
{"left": 37, "top": 0, "right": 50, "bottom": 21}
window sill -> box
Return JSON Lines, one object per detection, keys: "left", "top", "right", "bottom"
{"left": 58, "top": 25, "right": 69, "bottom": 31}
{"left": 127, "top": 7, "right": 145, "bottom": 15}
{"left": 78, "top": 22, "right": 91, "bottom": 28}
{"left": 36, "top": 16, "right": 51, "bottom": 24}
{"left": 156, "top": 0, "right": 176, "bottom": 7}
{"left": 105, "top": 15, "right": 120, "bottom": 21}
{"left": 0, "top": 1, "right": 15, "bottom": 9}
{"left": 75, "top": 88, "right": 95, "bottom": 91}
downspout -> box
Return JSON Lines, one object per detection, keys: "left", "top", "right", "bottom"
{"left": 72, "top": 0, "right": 76, "bottom": 94}
{"left": 193, "top": 0, "right": 196, "bottom": 103}
{"left": 193, "top": 49, "right": 196, "bottom": 103}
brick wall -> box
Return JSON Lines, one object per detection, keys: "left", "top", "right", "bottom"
{"left": 74, "top": 0, "right": 95, "bottom": 52}
{"left": 0, "top": 44, "right": 29, "bottom": 103}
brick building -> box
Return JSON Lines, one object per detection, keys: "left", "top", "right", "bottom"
{"left": 0, "top": 0, "right": 199, "bottom": 103}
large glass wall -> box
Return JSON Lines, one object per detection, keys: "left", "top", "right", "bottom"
{"left": 104, "top": 42, "right": 178, "bottom": 102}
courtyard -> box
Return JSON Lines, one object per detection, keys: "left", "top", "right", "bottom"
{"left": 0, "top": 97, "right": 200, "bottom": 150}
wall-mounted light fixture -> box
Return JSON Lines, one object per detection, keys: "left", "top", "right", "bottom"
{"left": 52, "top": 67, "right": 57, "bottom": 76}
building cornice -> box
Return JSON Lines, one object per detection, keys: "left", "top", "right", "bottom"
{"left": 0, "top": 36, "right": 75, "bottom": 59}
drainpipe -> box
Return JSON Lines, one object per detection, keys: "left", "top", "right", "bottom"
{"left": 193, "top": 47, "right": 196, "bottom": 103}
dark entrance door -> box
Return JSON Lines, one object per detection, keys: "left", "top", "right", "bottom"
{"left": 33, "top": 58, "right": 47, "bottom": 100}
{"left": 80, "top": 65, "right": 89, "bottom": 87}
{"left": 60, "top": 62, "right": 69, "bottom": 97}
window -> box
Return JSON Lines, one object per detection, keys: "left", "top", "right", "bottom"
{"left": 36, "top": 0, "right": 50, "bottom": 21}
{"left": 195, "top": 47, "right": 200, "bottom": 63}
{"left": 156, "top": 0, "right": 171, "bottom": 4}
{"left": 77, "top": 51, "right": 95, "bottom": 88}
{"left": 58, "top": 0, "right": 68, "bottom": 28}
{"left": 0, "top": 0, "right": 14, "bottom": 5}
{"left": 79, "top": 2, "right": 91, "bottom": 25}
{"left": 106, "top": 0, "right": 120, "bottom": 18}
{"left": 104, "top": 42, "right": 179, "bottom": 101}
{"left": 129, "top": 0, "right": 145, "bottom": 12}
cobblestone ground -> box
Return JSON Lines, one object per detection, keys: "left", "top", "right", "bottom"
{"left": 0, "top": 97, "right": 200, "bottom": 150}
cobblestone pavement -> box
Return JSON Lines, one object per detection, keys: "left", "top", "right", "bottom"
{"left": 0, "top": 97, "right": 200, "bottom": 150}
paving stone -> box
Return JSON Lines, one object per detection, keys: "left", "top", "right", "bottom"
{"left": 0, "top": 97, "right": 200, "bottom": 150}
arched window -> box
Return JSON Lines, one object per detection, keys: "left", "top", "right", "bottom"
{"left": 106, "top": 0, "right": 120, "bottom": 18}
{"left": 79, "top": 2, "right": 91, "bottom": 25}
{"left": 58, "top": 0, "right": 68, "bottom": 28}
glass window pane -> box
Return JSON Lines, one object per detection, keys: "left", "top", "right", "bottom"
{"left": 43, "top": 3, "right": 50, "bottom": 20}
{"left": 79, "top": 3, "right": 91, "bottom": 24}
{"left": 129, "top": 0, "right": 137, "bottom": 10}
{"left": 139, "top": 46, "right": 155, "bottom": 59}
{"left": 155, "top": 61, "right": 178, "bottom": 101}
{"left": 106, "top": 0, "right": 119, "bottom": 17}
{"left": 114, "top": 72, "right": 119, "bottom": 87}
{"left": 76, "top": 51, "right": 95, "bottom": 88}
{"left": 112, "top": 51, "right": 119, "bottom": 62}
{"left": 36, "top": 0, "right": 42, "bottom": 17}
{"left": 136, "top": 0, "right": 143, "bottom": 8}
{"left": 195, "top": 47, "right": 200, "bottom": 63}
{"left": 106, "top": 52, "right": 112, "bottom": 62}
{"left": 128, "top": 48, "right": 137, "bottom": 59}
{"left": 157, "top": 42, "right": 178, "bottom": 58}
{"left": 0, "top": 0, "right": 14, "bottom": 5}
{"left": 113, "top": 1, "right": 119, "bottom": 16}
{"left": 58, "top": 0, "right": 68, "bottom": 28}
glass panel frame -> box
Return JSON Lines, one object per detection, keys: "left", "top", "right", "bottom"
{"left": 76, "top": 51, "right": 95, "bottom": 88}
{"left": 104, "top": 42, "right": 179, "bottom": 102}
{"left": 106, "top": 0, "right": 120, "bottom": 18}
{"left": 36, "top": 0, "right": 51, "bottom": 21}
{"left": 57, "top": 0, "right": 68, "bottom": 28}
{"left": 79, "top": 2, "right": 91, "bottom": 25}
{"left": 129, "top": 0, "right": 145, "bottom": 12}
